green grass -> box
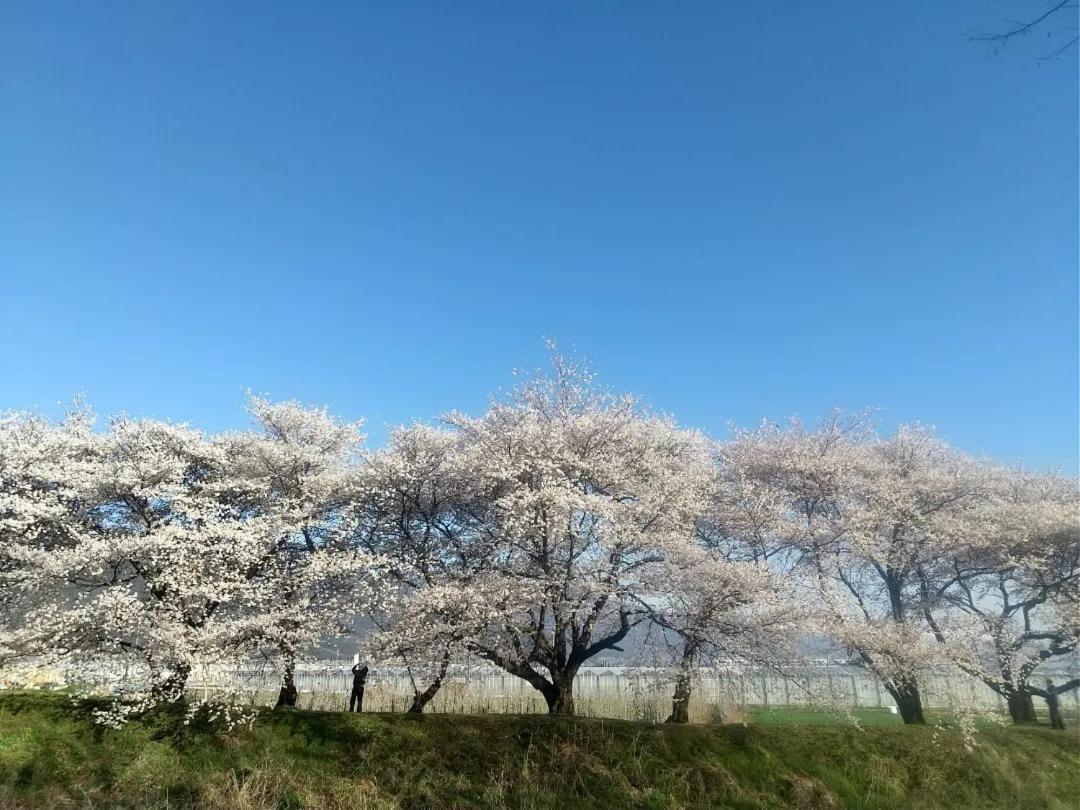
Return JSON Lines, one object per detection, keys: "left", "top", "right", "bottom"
{"left": 748, "top": 706, "right": 1080, "bottom": 727}
{"left": 750, "top": 707, "right": 916, "bottom": 726}
{"left": 0, "top": 691, "right": 1076, "bottom": 809}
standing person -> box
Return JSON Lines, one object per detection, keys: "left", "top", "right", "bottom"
{"left": 349, "top": 661, "right": 369, "bottom": 712}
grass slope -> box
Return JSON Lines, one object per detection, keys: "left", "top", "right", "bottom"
{"left": 0, "top": 692, "right": 1077, "bottom": 809}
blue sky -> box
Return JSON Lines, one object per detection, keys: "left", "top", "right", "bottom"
{"left": 1, "top": 1, "right": 1077, "bottom": 469}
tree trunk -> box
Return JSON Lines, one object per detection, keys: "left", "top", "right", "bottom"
{"left": 275, "top": 648, "right": 298, "bottom": 709}
{"left": 152, "top": 663, "right": 191, "bottom": 702}
{"left": 666, "top": 640, "right": 697, "bottom": 724}
{"left": 1046, "top": 691, "right": 1066, "bottom": 730}
{"left": 888, "top": 679, "right": 926, "bottom": 725}
{"left": 545, "top": 685, "right": 575, "bottom": 715}
{"left": 473, "top": 641, "right": 588, "bottom": 717}
{"left": 408, "top": 661, "right": 450, "bottom": 713}
{"left": 666, "top": 669, "right": 692, "bottom": 724}
{"left": 1037, "top": 679, "right": 1078, "bottom": 730}
{"left": 541, "top": 669, "right": 578, "bottom": 715}
{"left": 1006, "top": 688, "right": 1037, "bottom": 724}
{"left": 407, "top": 647, "right": 452, "bottom": 714}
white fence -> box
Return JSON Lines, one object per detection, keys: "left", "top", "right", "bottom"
{"left": 175, "top": 662, "right": 1080, "bottom": 721}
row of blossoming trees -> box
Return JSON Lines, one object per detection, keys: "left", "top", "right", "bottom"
{"left": 0, "top": 354, "right": 1076, "bottom": 728}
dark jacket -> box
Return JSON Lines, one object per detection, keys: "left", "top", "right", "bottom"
{"left": 351, "top": 664, "right": 369, "bottom": 691}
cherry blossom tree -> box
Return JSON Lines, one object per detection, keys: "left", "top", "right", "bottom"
{"left": 217, "top": 396, "right": 390, "bottom": 708}
{"left": 436, "top": 352, "right": 715, "bottom": 715}
{"left": 723, "top": 415, "right": 986, "bottom": 724}
{"left": 642, "top": 542, "right": 801, "bottom": 723}
{"left": 356, "top": 424, "right": 491, "bottom": 712}
{"left": 6, "top": 412, "right": 274, "bottom": 703}
{"left": 920, "top": 468, "right": 1079, "bottom": 725}
{"left": 1, "top": 398, "right": 390, "bottom": 717}
{"left": 0, "top": 405, "right": 100, "bottom": 669}
{"left": 363, "top": 581, "right": 505, "bottom": 713}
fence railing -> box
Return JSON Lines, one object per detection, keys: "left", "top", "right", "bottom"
{"left": 172, "top": 662, "right": 1080, "bottom": 721}
{"left": 12, "top": 657, "right": 1076, "bottom": 721}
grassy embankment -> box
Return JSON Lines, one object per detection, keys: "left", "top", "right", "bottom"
{"left": 0, "top": 691, "right": 1077, "bottom": 809}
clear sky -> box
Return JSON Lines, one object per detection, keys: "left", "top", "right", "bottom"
{"left": 1, "top": 1, "right": 1077, "bottom": 470}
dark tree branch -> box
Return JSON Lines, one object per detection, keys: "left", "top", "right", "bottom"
{"left": 969, "top": 1, "right": 1079, "bottom": 59}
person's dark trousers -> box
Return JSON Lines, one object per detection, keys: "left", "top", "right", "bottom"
{"left": 349, "top": 687, "right": 364, "bottom": 712}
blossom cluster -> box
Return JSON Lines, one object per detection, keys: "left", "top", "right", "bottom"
{"left": 1, "top": 355, "right": 1075, "bottom": 728}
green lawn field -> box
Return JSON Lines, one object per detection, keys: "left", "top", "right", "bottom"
{"left": 0, "top": 691, "right": 1076, "bottom": 809}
